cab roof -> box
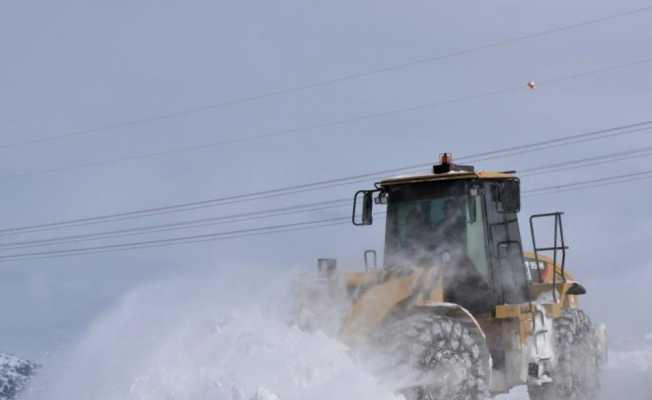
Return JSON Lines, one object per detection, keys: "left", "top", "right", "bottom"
{"left": 378, "top": 169, "right": 516, "bottom": 188}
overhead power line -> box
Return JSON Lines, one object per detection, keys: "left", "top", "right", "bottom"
{"left": 524, "top": 169, "right": 652, "bottom": 194}
{"left": 0, "top": 215, "right": 365, "bottom": 262}
{"left": 528, "top": 174, "right": 652, "bottom": 195}
{"left": 520, "top": 145, "right": 652, "bottom": 176}
{"left": 0, "top": 199, "right": 350, "bottom": 250}
{"left": 4, "top": 57, "right": 652, "bottom": 182}
{"left": 1, "top": 119, "right": 652, "bottom": 237}
{"left": 1, "top": 167, "right": 651, "bottom": 262}
{"left": 2, "top": 5, "right": 651, "bottom": 151}
{"left": 3, "top": 148, "right": 652, "bottom": 251}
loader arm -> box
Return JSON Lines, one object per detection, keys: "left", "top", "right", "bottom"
{"left": 339, "top": 268, "right": 429, "bottom": 343}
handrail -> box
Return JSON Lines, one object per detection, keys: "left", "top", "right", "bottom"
{"left": 529, "top": 212, "right": 568, "bottom": 303}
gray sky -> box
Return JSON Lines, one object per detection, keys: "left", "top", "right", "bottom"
{"left": 1, "top": 0, "right": 652, "bottom": 359}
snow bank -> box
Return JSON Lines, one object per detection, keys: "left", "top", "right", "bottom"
{"left": 0, "top": 352, "right": 37, "bottom": 400}
{"left": 25, "top": 267, "right": 400, "bottom": 400}
{"left": 607, "top": 341, "right": 652, "bottom": 373}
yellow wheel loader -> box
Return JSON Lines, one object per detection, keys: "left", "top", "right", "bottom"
{"left": 296, "top": 154, "right": 607, "bottom": 400}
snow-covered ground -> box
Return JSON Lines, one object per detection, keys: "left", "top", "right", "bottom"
{"left": 15, "top": 268, "right": 652, "bottom": 400}
{"left": 22, "top": 269, "right": 402, "bottom": 400}
{"left": 599, "top": 334, "right": 652, "bottom": 400}
{"left": 607, "top": 335, "right": 652, "bottom": 374}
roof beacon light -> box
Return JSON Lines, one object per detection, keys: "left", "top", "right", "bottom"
{"left": 433, "top": 152, "right": 475, "bottom": 174}
{"left": 440, "top": 152, "right": 452, "bottom": 166}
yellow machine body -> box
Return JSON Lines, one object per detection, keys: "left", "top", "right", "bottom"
{"left": 296, "top": 160, "right": 596, "bottom": 396}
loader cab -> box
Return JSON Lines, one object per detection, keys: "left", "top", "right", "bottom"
{"left": 353, "top": 156, "right": 530, "bottom": 313}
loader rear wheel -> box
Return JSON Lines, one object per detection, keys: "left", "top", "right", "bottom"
{"left": 374, "top": 312, "right": 490, "bottom": 400}
{"left": 528, "top": 308, "right": 600, "bottom": 400}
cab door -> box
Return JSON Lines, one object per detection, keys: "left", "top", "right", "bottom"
{"left": 483, "top": 181, "right": 530, "bottom": 306}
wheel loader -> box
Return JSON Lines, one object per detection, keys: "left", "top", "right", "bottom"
{"left": 295, "top": 154, "right": 607, "bottom": 400}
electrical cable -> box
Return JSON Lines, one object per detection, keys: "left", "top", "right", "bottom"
{"left": 1, "top": 166, "right": 651, "bottom": 260}
{"left": 0, "top": 199, "right": 350, "bottom": 250}
{"left": 2, "top": 119, "right": 652, "bottom": 237}
{"left": 2, "top": 5, "right": 650, "bottom": 151}
{"left": 3, "top": 57, "right": 652, "bottom": 182}
{"left": 4, "top": 144, "right": 652, "bottom": 249}
{"left": 0, "top": 162, "right": 646, "bottom": 262}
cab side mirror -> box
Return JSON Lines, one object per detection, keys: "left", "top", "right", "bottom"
{"left": 353, "top": 190, "right": 375, "bottom": 226}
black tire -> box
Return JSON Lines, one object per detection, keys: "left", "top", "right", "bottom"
{"left": 373, "top": 312, "right": 491, "bottom": 400}
{"left": 528, "top": 308, "right": 601, "bottom": 400}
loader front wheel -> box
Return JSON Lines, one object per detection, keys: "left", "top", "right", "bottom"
{"left": 375, "top": 312, "right": 490, "bottom": 400}
{"left": 528, "top": 308, "right": 601, "bottom": 400}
